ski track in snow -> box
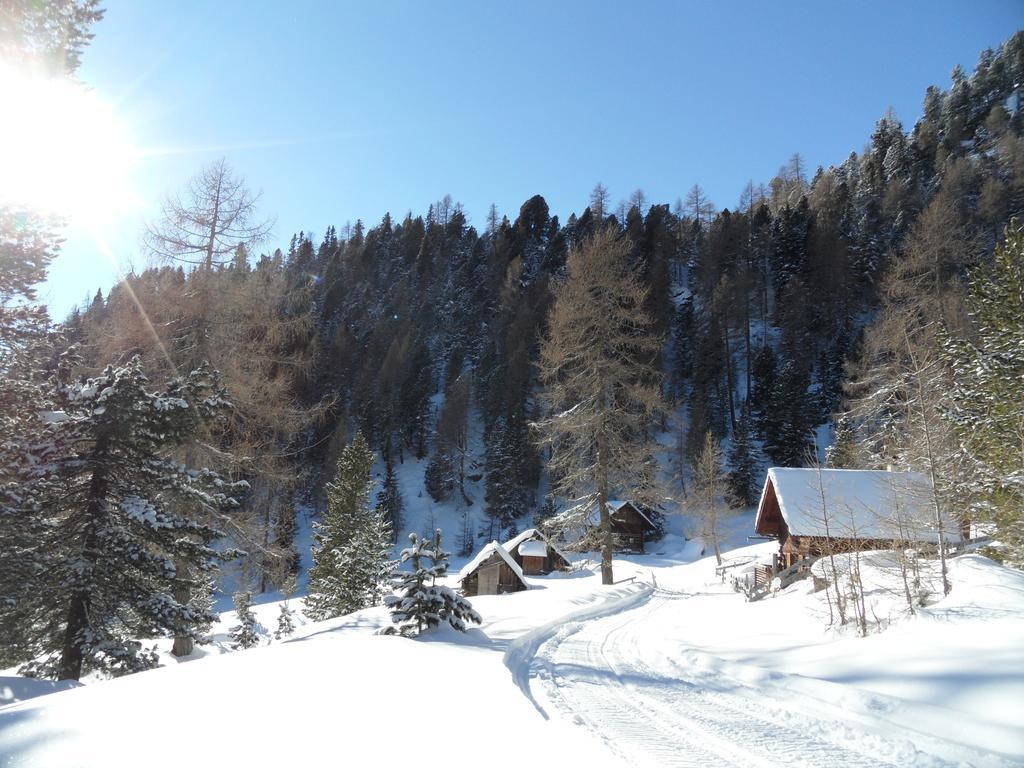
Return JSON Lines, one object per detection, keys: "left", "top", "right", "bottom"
{"left": 531, "top": 591, "right": 959, "bottom": 768}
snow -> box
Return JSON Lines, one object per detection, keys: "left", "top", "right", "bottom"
{"left": 517, "top": 539, "right": 547, "bottom": 557}
{"left": 0, "top": 678, "right": 80, "bottom": 707}
{"left": 596, "top": 499, "right": 656, "bottom": 527}
{"left": 0, "top": 565, "right": 635, "bottom": 768}
{"left": 120, "top": 496, "right": 168, "bottom": 528}
{"left": 36, "top": 410, "right": 68, "bottom": 424}
{"left": 503, "top": 527, "right": 570, "bottom": 563}
{"left": 523, "top": 547, "right": 1024, "bottom": 767}
{"left": 756, "top": 468, "right": 965, "bottom": 542}
{"left": 457, "top": 540, "right": 525, "bottom": 584}
{"left": 1, "top": 513, "right": 1021, "bottom": 767}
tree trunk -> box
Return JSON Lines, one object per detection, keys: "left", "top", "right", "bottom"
{"left": 905, "top": 336, "right": 951, "bottom": 597}
{"left": 711, "top": 504, "right": 722, "bottom": 565}
{"left": 58, "top": 453, "right": 108, "bottom": 681}
{"left": 57, "top": 591, "right": 89, "bottom": 681}
{"left": 171, "top": 560, "right": 194, "bottom": 657}
{"left": 597, "top": 425, "right": 614, "bottom": 586}
{"left": 174, "top": 445, "right": 200, "bottom": 653}
{"left": 744, "top": 284, "right": 752, "bottom": 404}
{"left": 723, "top": 324, "right": 737, "bottom": 434}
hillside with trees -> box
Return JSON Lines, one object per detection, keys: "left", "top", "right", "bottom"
{"left": 71, "top": 32, "right": 1024, "bottom": 581}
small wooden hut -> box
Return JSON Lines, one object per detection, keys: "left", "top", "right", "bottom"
{"left": 503, "top": 528, "right": 571, "bottom": 575}
{"left": 457, "top": 542, "right": 528, "bottom": 597}
{"left": 588, "top": 500, "right": 659, "bottom": 553}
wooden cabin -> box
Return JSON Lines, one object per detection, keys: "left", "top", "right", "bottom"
{"left": 589, "top": 500, "right": 660, "bottom": 553}
{"left": 503, "top": 528, "right": 571, "bottom": 575}
{"left": 755, "top": 468, "right": 966, "bottom": 571}
{"left": 457, "top": 542, "right": 528, "bottom": 597}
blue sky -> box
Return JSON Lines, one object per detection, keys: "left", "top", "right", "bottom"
{"left": 43, "top": 0, "right": 1023, "bottom": 317}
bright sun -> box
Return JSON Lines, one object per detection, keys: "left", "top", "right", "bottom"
{"left": 0, "top": 64, "right": 139, "bottom": 227}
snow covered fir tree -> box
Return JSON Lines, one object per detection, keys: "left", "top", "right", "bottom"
{"left": 0, "top": 355, "right": 246, "bottom": 680}
{"left": 305, "top": 432, "right": 393, "bottom": 621}
{"left": 229, "top": 591, "right": 261, "bottom": 650}
{"left": 383, "top": 530, "right": 481, "bottom": 637}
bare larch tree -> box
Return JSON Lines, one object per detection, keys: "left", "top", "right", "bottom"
{"left": 535, "top": 226, "right": 665, "bottom": 585}
{"left": 144, "top": 157, "right": 274, "bottom": 270}
{"left": 689, "top": 430, "right": 730, "bottom": 565}
{"left": 140, "top": 159, "right": 308, "bottom": 656}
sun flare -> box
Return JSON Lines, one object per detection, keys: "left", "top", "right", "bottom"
{"left": 0, "top": 64, "right": 139, "bottom": 226}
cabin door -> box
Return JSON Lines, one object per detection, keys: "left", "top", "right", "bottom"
{"left": 477, "top": 563, "right": 500, "bottom": 595}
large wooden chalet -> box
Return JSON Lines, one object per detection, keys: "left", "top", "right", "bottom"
{"left": 755, "top": 468, "right": 966, "bottom": 572}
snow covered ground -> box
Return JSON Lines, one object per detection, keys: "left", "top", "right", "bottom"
{"left": 1, "top": 526, "right": 1022, "bottom": 767}
{"left": 527, "top": 548, "right": 1024, "bottom": 767}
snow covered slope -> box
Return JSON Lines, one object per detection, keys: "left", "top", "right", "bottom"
{"left": 527, "top": 549, "right": 1024, "bottom": 767}
{"left": 1, "top": 541, "right": 1021, "bottom": 767}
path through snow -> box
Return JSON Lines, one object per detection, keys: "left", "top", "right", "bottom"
{"left": 529, "top": 590, "right": 987, "bottom": 768}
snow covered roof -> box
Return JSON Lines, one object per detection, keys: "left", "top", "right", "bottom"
{"left": 755, "top": 468, "right": 964, "bottom": 543}
{"left": 518, "top": 540, "right": 548, "bottom": 557}
{"left": 502, "top": 528, "right": 571, "bottom": 564}
{"left": 593, "top": 500, "right": 656, "bottom": 528}
{"left": 457, "top": 541, "right": 527, "bottom": 585}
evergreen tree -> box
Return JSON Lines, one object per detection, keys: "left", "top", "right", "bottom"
{"left": 435, "top": 372, "right": 473, "bottom": 503}
{"left": 382, "top": 531, "right": 481, "bottom": 636}
{"left": 825, "top": 418, "right": 860, "bottom": 468}
{"left": 424, "top": 530, "right": 481, "bottom": 632}
{"left": 763, "top": 358, "right": 816, "bottom": 466}
{"left": 483, "top": 413, "right": 530, "bottom": 531}
{"left": 3, "top": 357, "right": 244, "bottom": 680}
{"left": 533, "top": 497, "right": 558, "bottom": 529}
{"left": 0, "top": 3, "right": 106, "bottom": 673}
{"left": 376, "top": 450, "right": 404, "bottom": 540}
{"left": 401, "top": 343, "right": 433, "bottom": 460}
{"left": 306, "top": 433, "right": 392, "bottom": 620}
{"left": 424, "top": 450, "right": 455, "bottom": 502}
{"left": 750, "top": 344, "right": 778, "bottom": 440}
{"left": 229, "top": 591, "right": 261, "bottom": 650}
{"left": 191, "top": 571, "right": 217, "bottom": 643}
{"left": 381, "top": 533, "right": 436, "bottom": 636}
{"left": 274, "top": 576, "right": 297, "bottom": 640}
{"left": 945, "top": 220, "right": 1024, "bottom": 566}
{"left": 770, "top": 199, "right": 810, "bottom": 294}
{"left": 359, "top": 504, "right": 397, "bottom": 608}
{"left": 670, "top": 297, "right": 695, "bottom": 401}
{"left": 274, "top": 502, "right": 301, "bottom": 577}
{"left": 727, "top": 410, "right": 760, "bottom": 507}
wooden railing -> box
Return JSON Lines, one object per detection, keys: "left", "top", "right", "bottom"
{"left": 731, "top": 556, "right": 817, "bottom": 602}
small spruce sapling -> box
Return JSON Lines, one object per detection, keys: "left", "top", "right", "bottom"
{"left": 274, "top": 576, "right": 297, "bottom": 640}
{"left": 192, "top": 571, "right": 218, "bottom": 645}
{"left": 382, "top": 530, "right": 481, "bottom": 636}
{"left": 382, "top": 533, "right": 437, "bottom": 636}
{"left": 229, "top": 591, "right": 261, "bottom": 649}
